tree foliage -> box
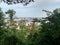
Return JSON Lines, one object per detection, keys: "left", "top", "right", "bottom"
{"left": 1, "top": 8, "right": 60, "bottom": 45}
{"left": 38, "top": 9, "right": 60, "bottom": 45}
{"left": 27, "top": 8, "right": 60, "bottom": 45}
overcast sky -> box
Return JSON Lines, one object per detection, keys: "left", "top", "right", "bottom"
{"left": 0, "top": 0, "right": 60, "bottom": 18}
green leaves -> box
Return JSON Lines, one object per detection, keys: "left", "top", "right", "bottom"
{"left": 1, "top": 8, "right": 60, "bottom": 45}
{"left": 39, "top": 9, "right": 60, "bottom": 45}
{"left": 6, "top": 9, "right": 16, "bottom": 21}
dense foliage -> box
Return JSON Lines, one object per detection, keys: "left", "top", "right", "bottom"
{"left": 0, "top": 8, "right": 60, "bottom": 45}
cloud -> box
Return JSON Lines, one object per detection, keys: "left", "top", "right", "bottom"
{"left": 35, "top": 0, "right": 60, "bottom": 4}
{"left": 0, "top": 0, "right": 60, "bottom": 17}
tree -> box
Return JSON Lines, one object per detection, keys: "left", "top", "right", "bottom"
{"left": 26, "top": 18, "right": 41, "bottom": 45}
{"left": 5, "top": 9, "right": 25, "bottom": 45}
{"left": 6, "top": 9, "right": 16, "bottom": 25}
{"left": 27, "top": 8, "right": 60, "bottom": 45}
{"left": 0, "top": 8, "right": 5, "bottom": 29}
{"left": 2, "top": 0, "right": 34, "bottom": 5}
{"left": 0, "top": 8, "right": 5, "bottom": 36}
{"left": 30, "top": 18, "right": 40, "bottom": 32}
{"left": 0, "top": 8, "right": 7, "bottom": 45}
{"left": 39, "top": 8, "right": 60, "bottom": 45}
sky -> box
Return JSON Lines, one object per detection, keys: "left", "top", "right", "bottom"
{"left": 0, "top": 0, "right": 60, "bottom": 18}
